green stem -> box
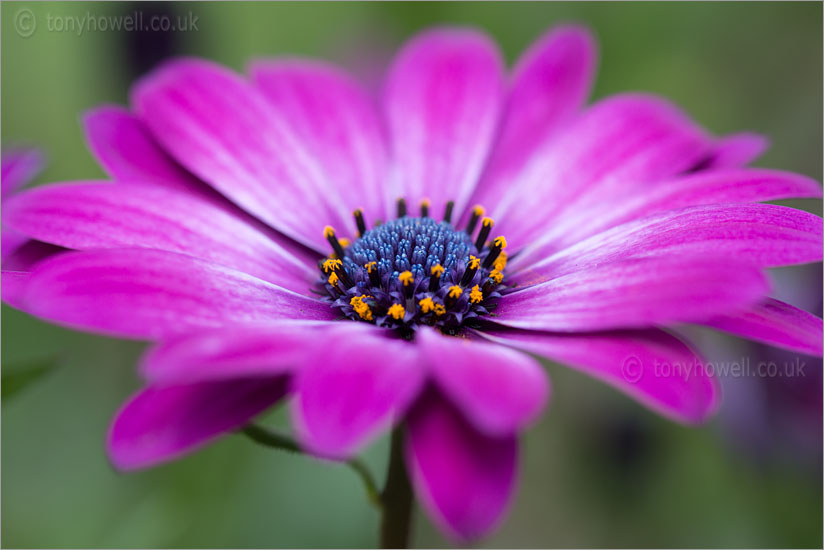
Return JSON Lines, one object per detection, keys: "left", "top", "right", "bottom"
{"left": 242, "top": 423, "right": 300, "bottom": 452}
{"left": 379, "top": 428, "right": 414, "bottom": 549}
{"left": 241, "top": 424, "right": 382, "bottom": 509}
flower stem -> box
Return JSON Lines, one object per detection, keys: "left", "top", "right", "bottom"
{"left": 380, "top": 427, "right": 414, "bottom": 549}
{"left": 242, "top": 423, "right": 414, "bottom": 547}
{"left": 241, "top": 423, "right": 382, "bottom": 509}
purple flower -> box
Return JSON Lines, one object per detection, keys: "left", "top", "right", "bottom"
{"left": 2, "top": 25, "right": 822, "bottom": 540}
{"left": 2, "top": 148, "right": 44, "bottom": 258}
{"left": 1, "top": 147, "right": 51, "bottom": 306}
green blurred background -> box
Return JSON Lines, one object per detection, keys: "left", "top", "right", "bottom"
{"left": 2, "top": 2, "right": 821, "bottom": 548}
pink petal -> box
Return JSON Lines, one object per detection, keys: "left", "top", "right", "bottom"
{"left": 1, "top": 227, "right": 28, "bottom": 262}
{"left": 140, "top": 321, "right": 338, "bottom": 384}
{"left": 496, "top": 256, "right": 769, "bottom": 332}
{"left": 3, "top": 182, "right": 316, "bottom": 292}
{"left": 20, "top": 249, "right": 334, "bottom": 340}
{"left": 700, "top": 132, "right": 769, "bottom": 170}
{"left": 251, "top": 59, "right": 391, "bottom": 225}
{"left": 1, "top": 148, "right": 43, "bottom": 197}
{"left": 476, "top": 327, "right": 720, "bottom": 424}
{"left": 1, "top": 239, "right": 63, "bottom": 273}
{"left": 383, "top": 28, "right": 504, "bottom": 219}
{"left": 522, "top": 169, "right": 823, "bottom": 259}
{"left": 84, "top": 106, "right": 314, "bottom": 263}
{"left": 704, "top": 298, "right": 823, "bottom": 357}
{"left": 108, "top": 377, "right": 288, "bottom": 470}
{"left": 513, "top": 204, "right": 824, "bottom": 278}
{"left": 470, "top": 25, "right": 596, "bottom": 211}
{"left": 497, "top": 25, "right": 596, "bottom": 167}
{"left": 83, "top": 106, "right": 204, "bottom": 194}
{"left": 405, "top": 390, "right": 517, "bottom": 541}
{"left": 293, "top": 327, "right": 425, "bottom": 458}
{"left": 133, "top": 58, "right": 348, "bottom": 252}
{"left": 1, "top": 270, "right": 30, "bottom": 309}
{"left": 485, "top": 94, "right": 712, "bottom": 248}
{"left": 417, "top": 327, "right": 549, "bottom": 435}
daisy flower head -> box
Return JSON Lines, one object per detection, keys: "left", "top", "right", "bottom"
{"left": 2, "top": 24, "right": 822, "bottom": 543}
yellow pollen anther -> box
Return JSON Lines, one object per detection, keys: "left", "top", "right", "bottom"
{"left": 365, "top": 261, "right": 377, "bottom": 273}
{"left": 468, "top": 255, "right": 480, "bottom": 269}
{"left": 448, "top": 285, "right": 463, "bottom": 299}
{"left": 399, "top": 271, "right": 414, "bottom": 286}
{"left": 388, "top": 303, "right": 405, "bottom": 320}
{"left": 470, "top": 285, "right": 483, "bottom": 304}
{"left": 419, "top": 297, "right": 435, "bottom": 313}
{"left": 322, "top": 258, "right": 342, "bottom": 273}
{"left": 349, "top": 296, "right": 373, "bottom": 321}
{"left": 434, "top": 304, "right": 447, "bottom": 316}
{"left": 473, "top": 205, "right": 485, "bottom": 217}
{"left": 489, "top": 269, "right": 504, "bottom": 284}
{"left": 328, "top": 272, "right": 340, "bottom": 286}
{"left": 431, "top": 264, "right": 444, "bottom": 277}
{"left": 421, "top": 198, "right": 431, "bottom": 207}
{"left": 339, "top": 237, "right": 351, "bottom": 248}
{"left": 323, "top": 226, "right": 335, "bottom": 238}
{"left": 493, "top": 252, "right": 508, "bottom": 271}
{"left": 482, "top": 217, "right": 494, "bottom": 228}
{"left": 493, "top": 236, "right": 507, "bottom": 249}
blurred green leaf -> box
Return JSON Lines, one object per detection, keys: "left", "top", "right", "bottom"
{"left": 2, "top": 357, "right": 59, "bottom": 401}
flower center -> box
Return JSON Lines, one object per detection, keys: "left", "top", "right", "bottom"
{"left": 318, "top": 199, "right": 508, "bottom": 337}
